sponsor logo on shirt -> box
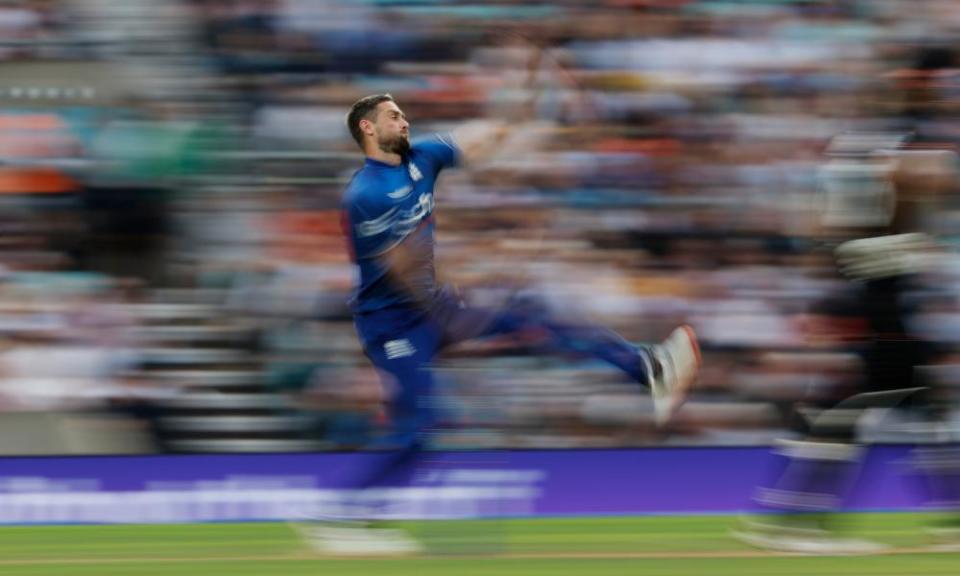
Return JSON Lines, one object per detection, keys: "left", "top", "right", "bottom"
{"left": 387, "top": 185, "right": 413, "bottom": 199}
{"left": 356, "top": 193, "right": 433, "bottom": 238}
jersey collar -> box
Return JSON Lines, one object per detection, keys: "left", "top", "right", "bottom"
{"left": 365, "top": 156, "right": 405, "bottom": 169}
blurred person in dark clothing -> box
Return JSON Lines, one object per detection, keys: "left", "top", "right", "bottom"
{"left": 735, "top": 131, "right": 960, "bottom": 553}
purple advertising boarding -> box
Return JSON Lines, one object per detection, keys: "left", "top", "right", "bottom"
{"left": 0, "top": 446, "right": 936, "bottom": 524}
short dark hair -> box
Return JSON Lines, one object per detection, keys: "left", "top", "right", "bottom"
{"left": 346, "top": 93, "right": 395, "bottom": 148}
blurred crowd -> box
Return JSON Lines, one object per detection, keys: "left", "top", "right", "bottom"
{"left": 0, "top": 0, "right": 959, "bottom": 453}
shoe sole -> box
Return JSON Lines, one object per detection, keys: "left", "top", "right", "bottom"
{"left": 298, "top": 525, "right": 423, "bottom": 556}
{"left": 681, "top": 324, "right": 701, "bottom": 367}
{"left": 731, "top": 529, "right": 886, "bottom": 555}
{"left": 668, "top": 325, "right": 701, "bottom": 418}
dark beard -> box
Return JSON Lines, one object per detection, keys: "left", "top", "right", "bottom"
{"left": 379, "top": 134, "right": 410, "bottom": 157}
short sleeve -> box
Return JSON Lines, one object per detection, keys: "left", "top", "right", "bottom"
{"left": 412, "top": 133, "right": 460, "bottom": 172}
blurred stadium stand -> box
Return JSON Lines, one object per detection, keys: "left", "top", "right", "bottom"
{"left": 0, "top": 0, "right": 957, "bottom": 453}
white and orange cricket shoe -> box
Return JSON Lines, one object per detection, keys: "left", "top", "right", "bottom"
{"left": 647, "top": 325, "right": 701, "bottom": 426}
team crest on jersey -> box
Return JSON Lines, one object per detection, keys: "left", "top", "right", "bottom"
{"left": 408, "top": 162, "right": 423, "bottom": 182}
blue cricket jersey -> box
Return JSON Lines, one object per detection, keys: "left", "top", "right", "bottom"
{"left": 342, "top": 134, "right": 460, "bottom": 314}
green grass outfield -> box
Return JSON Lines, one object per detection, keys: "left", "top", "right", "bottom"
{"left": 0, "top": 513, "right": 958, "bottom": 576}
